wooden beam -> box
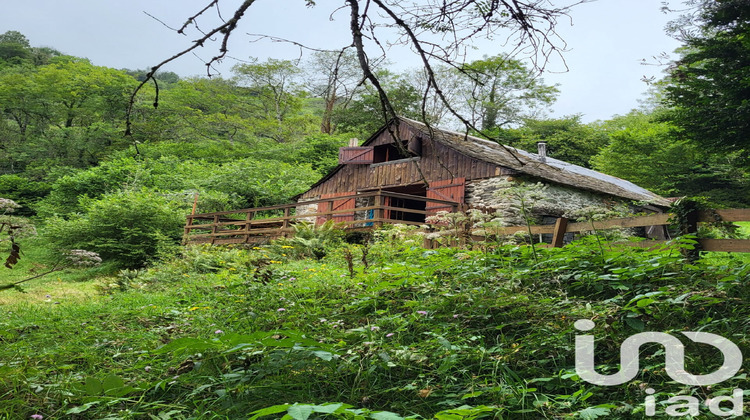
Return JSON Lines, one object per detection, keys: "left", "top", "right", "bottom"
{"left": 551, "top": 217, "right": 568, "bottom": 248}
{"left": 698, "top": 209, "right": 750, "bottom": 223}
{"left": 565, "top": 213, "right": 671, "bottom": 233}
{"left": 699, "top": 239, "right": 750, "bottom": 253}
{"left": 210, "top": 215, "right": 219, "bottom": 245}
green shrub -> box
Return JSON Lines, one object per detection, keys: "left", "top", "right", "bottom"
{"left": 45, "top": 189, "right": 185, "bottom": 268}
{"left": 201, "top": 158, "right": 319, "bottom": 208}
{"left": 275, "top": 220, "right": 345, "bottom": 259}
{"left": 0, "top": 174, "right": 51, "bottom": 216}
{"left": 35, "top": 158, "right": 140, "bottom": 217}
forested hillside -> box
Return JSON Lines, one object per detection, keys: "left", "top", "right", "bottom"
{"left": 1, "top": 21, "right": 748, "bottom": 269}
{"left": 1, "top": 1, "right": 750, "bottom": 417}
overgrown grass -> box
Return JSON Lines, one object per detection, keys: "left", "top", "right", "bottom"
{"left": 0, "top": 236, "right": 114, "bottom": 304}
{"left": 0, "top": 231, "right": 748, "bottom": 419}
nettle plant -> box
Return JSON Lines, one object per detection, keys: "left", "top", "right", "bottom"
{"left": 425, "top": 209, "right": 504, "bottom": 250}
{"left": 565, "top": 205, "right": 628, "bottom": 256}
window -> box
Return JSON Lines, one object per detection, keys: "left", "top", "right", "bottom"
{"left": 372, "top": 137, "right": 422, "bottom": 163}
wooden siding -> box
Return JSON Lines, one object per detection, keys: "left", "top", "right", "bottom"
{"left": 318, "top": 192, "right": 356, "bottom": 224}
{"left": 426, "top": 178, "right": 466, "bottom": 215}
{"left": 301, "top": 124, "right": 512, "bottom": 200}
{"left": 339, "top": 147, "right": 374, "bottom": 164}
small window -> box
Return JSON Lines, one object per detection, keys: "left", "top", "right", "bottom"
{"left": 373, "top": 140, "right": 417, "bottom": 163}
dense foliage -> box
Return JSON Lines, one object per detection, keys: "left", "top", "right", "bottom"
{"left": 0, "top": 229, "right": 748, "bottom": 418}
{"left": 2, "top": 5, "right": 750, "bottom": 416}
{"left": 663, "top": 0, "right": 750, "bottom": 157}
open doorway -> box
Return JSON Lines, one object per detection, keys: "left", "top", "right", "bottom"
{"left": 382, "top": 184, "right": 427, "bottom": 223}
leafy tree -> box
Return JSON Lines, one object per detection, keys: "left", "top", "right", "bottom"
{"left": 454, "top": 55, "right": 558, "bottom": 131}
{"left": 201, "top": 158, "right": 319, "bottom": 208}
{"left": 124, "top": 68, "right": 180, "bottom": 84}
{"left": 34, "top": 56, "right": 137, "bottom": 128}
{"left": 0, "top": 31, "right": 31, "bottom": 67}
{"left": 0, "top": 31, "right": 30, "bottom": 47}
{"left": 0, "top": 57, "right": 138, "bottom": 171}
{"left": 291, "top": 133, "right": 351, "bottom": 174}
{"left": 304, "top": 49, "right": 364, "bottom": 134}
{"left": 29, "top": 46, "right": 62, "bottom": 66}
{"left": 0, "top": 31, "right": 61, "bottom": 69}
{"left": 333, "top": 70, "right": 423, "bottom": 136}
{"left": 591, "top": 112, "right": 693, "bottom": 195}
{"left": 232, "top": 58, "right": 316, "bottom": 142}
{"left": 591, "top": 111, "right": 750, "bottom": 205}
{"left": 663, "top": 0, "right": 750, "bottom": 157}
{"left": 501, "top": 115, "right": 607, "bottom": 168}
{"left": 130, "top": 77, "right": 257, "bottom": 145}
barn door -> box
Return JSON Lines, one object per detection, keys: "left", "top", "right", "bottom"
{"left": 426, "top": 178, "right": 465, "bottom": 216}
{"left": 317, "top": 192, "right": 356, "bottom": 225}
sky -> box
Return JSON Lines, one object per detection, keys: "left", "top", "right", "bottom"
{"left": 1, "top": 0, "right": 683, "bottom": 123}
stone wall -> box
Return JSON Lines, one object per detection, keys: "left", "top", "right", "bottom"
{"left": 295, "top": 197, "right": 319, "bottom": 224}
{"left": 465, "top": 176, "right": 630, "bottom": 226}
{"left": 295, "top": 196, "right": 375, "bottom": 226}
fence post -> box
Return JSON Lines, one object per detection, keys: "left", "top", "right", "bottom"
{"left": 211, "top": 215, "right": 220, "bottom": 245}
{"left": 282, "top": 207, "right": 291, "bottom": 236}
{"left": 682, "top": 203, "right": 702, "bottom": 262}
{"left": 183, "top": 216, "right": 193, "bottom": 244}
{"left": 244, "top": 211, "right": 254, "bottom": 243}
{"left": 551, "top": 217, "right": 568, "bottom": 248}
{"left": 374, "top": 191, "right": 383, "bottom": 227}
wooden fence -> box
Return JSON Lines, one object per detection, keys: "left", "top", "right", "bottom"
{"left": 184, "top": 191, "right": 461, "bottom": 245}
{"left": 431, "top": 208, "right": 750, "bottom": 253}
{"left": 184, "top": 196, "right": 750, "bottom": 254}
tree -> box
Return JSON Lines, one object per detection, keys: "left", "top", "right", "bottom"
{"left": 304, "top": 49, "right": 365, "bottom": 134}
{"left": 502, "top": 115, "right": 607, "bottom": 168}
{"left": 0, "top": 31, "right": 61, "bottom": 68}
{"left": 0, "top": 31, "right": 30, "bottom": 47}
{"left": 663, "top": 0, "right": 750, "bottom": 157}
{"left": 0, "top": 56, "right": 138, "bottom": 171}
{"left": 128, "top": 0, "right": 584, "bottom": 144}
{"left": 232, "top": 58, "right": 316, "bottom": 142}
{"left": 0, "top": 31, "right": 31, "bottom": 67}
{"left": 333, "top": 69, "right": 423, "bottom": 136}
{"left": 454, "top": 55, "right": 558, "bottom": 131}
{"left": 130, "top": 77, "right": 255, "bottom": 145}
{"left": 591, "top": 111, "right": 750, "bottom": 205}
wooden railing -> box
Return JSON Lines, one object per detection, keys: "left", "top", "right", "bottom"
{"left": 185, "top": 196, "right": 750, "bottom": 254}
{"left": 184, "top": 191, "right": 461, "bottom": 245}
{"left": 441, "top": 208, "right": 750, "bottom": 253}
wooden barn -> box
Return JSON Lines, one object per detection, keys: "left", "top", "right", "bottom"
{"left": 184, "top": 117, "right": 670, "bottom": 245}
{"left": 295, "top": 117, "right": 670, "bottom": 227}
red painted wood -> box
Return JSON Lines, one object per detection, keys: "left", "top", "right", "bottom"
{"left": 426, "top": 178, "right": 465, "bottom": 216}
{"left": 339, "top": 147, "right": 374, "bottom": 164}
{"left": 318, "top": 192, "right": 356, "bottom": 224}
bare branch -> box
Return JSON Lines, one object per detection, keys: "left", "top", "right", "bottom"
{"left": 247, "top": 33, "right": 353, "bottom": 54}
{"left": 177, "top": 0, "right": 220, "bottom": 35}
{"left": 372, "top": 0, "right": 525, "bottom": 165}
{"left": 125, "top": 0, "right": 258, "bottom": 148}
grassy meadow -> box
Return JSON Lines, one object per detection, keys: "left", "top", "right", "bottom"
{"left": 1, "top": 225, "right": 749, "bottom": 419}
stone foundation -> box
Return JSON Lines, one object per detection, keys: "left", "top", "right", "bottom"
{"left": 466, "top": 176, "right": 629, "bottom": 226}
{"left": 295, "top": 197, "right": 319, "bottom": 224}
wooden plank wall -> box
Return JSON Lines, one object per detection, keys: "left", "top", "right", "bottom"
{"left": 301, "top": 124, "right": 508, "bottom": 199}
